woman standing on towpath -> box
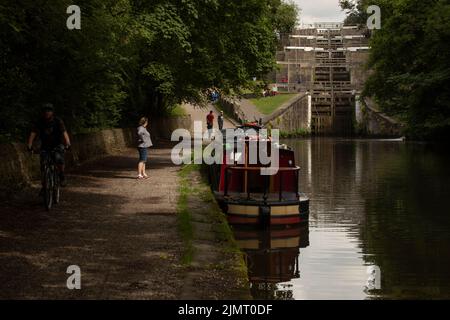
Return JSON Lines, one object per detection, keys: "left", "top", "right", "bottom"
{"left": 136, "top": 117, "right": 153, "bottom": 179}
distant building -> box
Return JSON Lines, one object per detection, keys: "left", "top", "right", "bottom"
{"left": 273, "top": 23, "right": 370, "bottom": 135}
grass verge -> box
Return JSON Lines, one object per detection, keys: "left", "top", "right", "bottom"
{"left": 176, "top": 163, "right": 250, "bottom": 297}
{"left": 169, "top": 104, "right": 187, "bottom": 117}
{"left": 177, "top": 164, "right": 199, "bottom": 265}
{"left": 250, "top": 93, "right": 297, "bottom": 115}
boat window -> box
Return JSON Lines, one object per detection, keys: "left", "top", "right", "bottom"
{"left": 230, "top": 151, "right": 243, "bottom": 163}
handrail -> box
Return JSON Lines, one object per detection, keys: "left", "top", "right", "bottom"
{"left": 224, "top": 166, "right": 300, "bottom": 203}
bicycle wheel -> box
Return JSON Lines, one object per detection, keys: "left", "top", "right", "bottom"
{"left": 43, "top": 166, "right": 54, "bottom": 211}
{"left": 53, "top": 170, "right": 60, "bottom": 205}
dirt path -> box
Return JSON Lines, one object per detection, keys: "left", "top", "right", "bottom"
{"left": 0, "top": 142, "right": 185, "bottom": 299}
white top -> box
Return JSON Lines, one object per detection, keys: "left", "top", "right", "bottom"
{"left": 137, "top": 126, "right": 153, "bottom": 148}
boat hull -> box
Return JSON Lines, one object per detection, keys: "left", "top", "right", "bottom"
{"left": 216, "top": 195, "right": 310, "bottom": 226}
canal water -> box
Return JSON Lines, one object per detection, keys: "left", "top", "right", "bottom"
{"left": 233, "top": 138, "right": 450, "bottom": 300}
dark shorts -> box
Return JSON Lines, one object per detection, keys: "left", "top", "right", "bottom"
{"left": 138, "top": 147, "right": 148, "bottom": 163}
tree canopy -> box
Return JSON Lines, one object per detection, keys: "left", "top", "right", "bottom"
{"left": 339, "top": 0, "right": 370, "bottom": 26}
{"left": 0, "top": 0, "right": 297, "bottom": 140}
{"left": 341, "top": 0, "right": 450, "bottom": 140}
{"left": 270, "top": 0, "right": 300, "bottom": 34}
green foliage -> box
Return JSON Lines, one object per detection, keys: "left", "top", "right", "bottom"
{"left": 339, "top": 0, "right": 371, "bottom": 26}
{"left": 177, "top": 164, "right": 199, "bottom": 265}
{"left": 341, "top": 0, "right": 450, "bottom": 139}
{"left": 0, "top": 0, "right": 130, "bottom": 136}
{"left": 168, "top": 104, "right": 187, "bottom": 117}
{"left": 280, "top": 128, "right": 310, "bottom": 138}
{"left": 1, "top": 0, "right": 295, "bottom": 141}
{"left": 361, "top": 0, "right": 450, "bottom": 140}
{"left": 270, "top": 0, "right": 300, "bottom": 33}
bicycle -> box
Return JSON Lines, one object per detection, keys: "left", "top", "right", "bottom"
{"left": 31, "top": 146, "right": 67, "bottom": 211}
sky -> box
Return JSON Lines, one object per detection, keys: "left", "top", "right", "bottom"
{"left": 293, "top": 0, "right": 347, "bottom": 24}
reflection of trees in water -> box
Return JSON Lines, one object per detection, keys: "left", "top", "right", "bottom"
{"left": 286, "top": 139, "right": 450, "bottom": 299}
{"left": 357, "top": 143, "right": 450, "bottom": 298}
{"left": 287, "top": 138, "right": 366, "bottom": 227}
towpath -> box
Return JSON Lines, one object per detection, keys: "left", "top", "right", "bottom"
{"left": 182, "top": 103, "right": 236, "bottom": 129}
{"left": 0, "top": 140, "right": 248, "bottom": 299}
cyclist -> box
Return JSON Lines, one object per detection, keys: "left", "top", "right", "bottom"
{"left": 27, "top": 103, "right": 71, "bottom": 188}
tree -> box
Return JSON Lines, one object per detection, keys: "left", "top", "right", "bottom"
{"left": 340, "top": 0, "right": 450, "bottom": 140}
{"left": 363, "top": 0, "right": 450, "bottom": 139}
{"left": 271, "top": 0, "right": 300, "bottom": 34}
{"left": 339, "top": 0, "right": 370, "bottom": 26}
{"left": 0, "top": 0, "right": 297, "bottom": 140}
{"left": 0, "top": 0, "right": 131, "bottom": 136}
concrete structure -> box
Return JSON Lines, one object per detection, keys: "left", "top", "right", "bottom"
{"left": 358, "top": 98, "right": 404, "bottom": 137}
{"left": 264, "top": 94, "right": 311, "bottom": 134}
{"left": 274, "top": 23, "right": 370, "bottom": 135}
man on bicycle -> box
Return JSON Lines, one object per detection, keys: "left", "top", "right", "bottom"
{"left": 27, "top": 103, "right": 71, "bottom": 187}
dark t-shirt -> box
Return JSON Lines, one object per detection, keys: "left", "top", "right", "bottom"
{"left": 32, "top": 117, "right": 66, "bottom": 150}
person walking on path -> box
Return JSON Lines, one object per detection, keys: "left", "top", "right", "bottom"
{"left": 206, "top": 110, "right": 214, "bottom": 139}
{"left": 136, "top": 117, "right": 153, "bottom": 179}
{"left": 217, "top": 111, "right": 224, "bottom": 131}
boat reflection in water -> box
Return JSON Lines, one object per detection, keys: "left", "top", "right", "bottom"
{"left": 232, "top": 224, "right": 310, "bottom": 300}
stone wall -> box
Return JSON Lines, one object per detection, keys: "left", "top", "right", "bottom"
{"left": 0, "top": 116, "right": 191, "bottom": 190}
{"left": 356, "top": 98, "right": 404, "bottom": 137}
{"left": 264, "top": 94, "right": 311, "bottom": 134}
{"left": 347, "top": 51, "right": 370, "bottom": 91}
{"left": 0, "top": 143, "right": 39, "bottom": 190}
{"left": 218, "top": 97, "right": 245, "bottom": 124}
{"left": 150, "top": 116, "right": 192, "bottom": 139}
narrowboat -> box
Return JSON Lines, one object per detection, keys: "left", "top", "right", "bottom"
{"left": 208, "top": 123, "right": 309, "bottom": 226}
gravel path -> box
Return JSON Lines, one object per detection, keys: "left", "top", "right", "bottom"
{"left": 0, "top": 142, "right": 185, "bottom": 299}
